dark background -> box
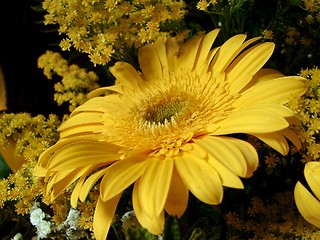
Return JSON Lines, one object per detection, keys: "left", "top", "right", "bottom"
{"left": 0, "top": 0, "right": 58, "bottom": 115}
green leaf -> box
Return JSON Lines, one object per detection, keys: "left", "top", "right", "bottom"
{"left": 163, "top": 216, "right": 180, "bottom": 240}
{"left": 125, "top": 227, "right": 158, "bottom": 240}
{"left": 189, "top": 228, "right": 206, "bottom": 240}
{"left": 0, "top": 154, "right": 12, "bottom": 179}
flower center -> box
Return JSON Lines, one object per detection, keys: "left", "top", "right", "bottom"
{"left": 144, "top": 99, "right": 186, "bottom": 124}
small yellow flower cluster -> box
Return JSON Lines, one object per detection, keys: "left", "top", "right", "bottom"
{"left": 38, "top": 50, "right": 100, "bottom": 112}
{"left": 285, "top": 27, "right": 300, "bottom": 46}
{"left": 196, "top": 0, "right": 218, "bottom": 11}
{"left": 0, "top": 113, "right": 60, "bottom": 159}
{"left": 41, "top": 0, "right": 186, "bottom": 65}
{"left": 264, "top": 154, "right": 279, "bottom": 169}
{"left": 288, "top": 67, "right": 320, "bottom": 162}
{"left": 261, "top": 29, "right": 273, "bottom": 40}
{"left": 302, "top": 0, "right": 320, "bottom": 23}
{"left": 77, "top": 188, "right": 100, "bottom": 231}
{"left": 224, "top": 191, "right": 320, "bottom": 239}
{"left": 0, "top": 113, "right": 60, "bottom": 214}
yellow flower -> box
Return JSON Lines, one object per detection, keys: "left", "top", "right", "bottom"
{"left": 35, "top": 29, "right": 307, "bottom": 239}
{"left": 294, "top": 161, "right": 320, "bottom": 228}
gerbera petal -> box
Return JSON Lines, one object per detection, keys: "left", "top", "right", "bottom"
{"left": 139, "top": 157, "right": 174, "bottom": 217}
{"left": 59, "top": 124, "right": 103, "bottom": 139}
{"left": 154, "top": 37, "right": 170, "bottom": 78}
{"left": 165, "top": 38, "right": 179, "bottom": 72}
{"left": 245, "top": 103, "right": 296, "bottom": 118}
{"left": 46, "top": 170, "right": 72, "bottom": 194}
{"left": 177, "top": 34, "right": 205, "bottom": 71}
{"left": 226, "top": 42, "right": 275, "bottom": 94}
{"left": 100, "top": 153, "right": 149, "bottom": 201}
{"left": 227, "top": 137, "right": 259, "bottom": 178}
{"left": 195, "top": 136, "right": 258, "bottom": 178}
{"left": 194, "top": 29, "right": 220, "bottom": 72}
{"left": 210, "top": 34, "right": 247, "bottom": 78}
{"left": 206, "top": 153, "right": 244, "bottom": 189}
{"left": 252, "top": 132, "right": 289, "bottom": 156}
{"left": 93, "top": 194, "right": 121, "bottom": 240}
{"left": 79, "top": 168, "right": 108, "bottom": 202}
{"left": 294, "top": 181, "right": 320, "bottom": 228}
{"left": 215, "top": 108, "right": 289, "bottom": 134}
{"left": 280, "top": 127, "right": 302, "bottom": 150}
{"left": 71, "top": 96, "right": 120, "bottom": 115}
{"left": 138, "top": 43, "right": 164, "bottom": 81}
{"left": 133, "top": 180, "right": 165, "bottom": 235}
{"left": 174, "top": 151, "right": 223, "bottom": 204}
{"left": 239, "top": 68, "right": 284, "bottom": 93}
{"left": 58, "top": 112, "right": 103, "bottom": 132}
{"left": 87, "top": 87, "right": 115, "bottom": 98}
{"left": 164, "top": 167, "right": 189, "bottom": 217}
{"left": 71, "top": 170, "right": 91, "bottom": 208}
{"left": 33, "top": 165, "right": 48, "bottom": 177}
{"left": 50, "top": 166, "right": 92, "bottom": 201}
{"left": 304, "top": 162, "right": 320, "bottom": 201}
{"left": 234, "top": 76, "right": 307, "bottom": 107}
{"left": 109, "top": 61, "right": 144, "bottom": 90}
{"left": 46, "top": 141, "right": 121, "bottom": 171}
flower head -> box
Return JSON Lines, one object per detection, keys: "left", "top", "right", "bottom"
{"left": 294, "top": 161, "right": 320, "bottom": 228}
{"left": 35, "top": 29, "right": 307, "bottom": 239}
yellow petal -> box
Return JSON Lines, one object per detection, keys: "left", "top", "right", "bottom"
{"left": 138, "top": 43, "right": 164, "bottom": 81}
{"left": 133, "top": 180, "right": 165, "bottom": 235}
{"left": 280, "top": 128, "right": 302, "bottom": 150}
{"left": 50, "top": 166, "right": 91, "bottom": 201}
{"left": 38, "top": 138, "right": 89, "bottom": 167}
{"left": 206, "top": 153, "right": 244, "bottom": 189}
{"left": 177, "top": 34, "right": 205, "bottom": 71}
{"left": 165, "top": 38, "right": 179, "bottom": 73}
{"left": 139, "top": 157, "right": 174, "bottom": 217}
{"left": 195, "top": 136, "right": 257, "bottom": 178}
{"left": 87, "top": 87, "right": 114, "bottom": 98}
{"left": 79, "top": 168, "right": 108, "bottom": 202}
{"left": 164, "top": 167, "right": 189, "bottom": 217}
{"left": 33, "top": 165, "right": 48, "bottom": 177}
{"left": 100, "top": 153, "right": 149, "bottom": 201}
{"left": 59, "top": 112, "right": 103, "bottom": 130}
{"left": 245, "top": 103, "right": 295, "bottom": 118}
{"left": 210, "top": 34, "right": 247, "bottom": 78}
{"left": 252, "top": 132, "right": 289, "bottom": 156}
{"left": 71, "top": 96, "right": 118, "bottom": 115}
{"left": 109, "top": 61, "right": 144, "bottom": 90}
{"left": 234, "top": 76, "right": 307, "bottom": 107}
{"left": 215, "top": 108, "right": 289, "bottom": 134}
{"left": 93, "top": 194, "right": 121, "bottom": 240}
{"left": 153, "top": 37, "right": 170, "bottom": 78}
{"left": 47, "top": 141, "right": 121, "bottom": 171}
{"left": 305, "top": 161, "right": 320, "bottom": 201}
{"left": 71, "top": 174, "right": 87, "bottom": 208}
{"left": 239, "top": 68, "right": 284, "bottom": 93}
{"left": 226, "top": 137, "right": 259, "bottom": 178}
{"left": 59, "top": 124, "right": 103, "bottom": 139}
{"left": 174, "top": 151, "right": 223, "bottom": 205}
{"left": 294, "top": 181, "right": 320, "bottom": 228}
{"left": 226, "top": 42, "right": 275, "bottom": 94}
{"left": 193, "top": 29, "right": 220, "bottom": 72}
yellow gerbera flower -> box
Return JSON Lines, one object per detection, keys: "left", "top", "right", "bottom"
{"left": 35, "top": 29, "right": 306, "bottom": 239}
{"left": 294, "top": 161, "right": 320, "bottom": 228}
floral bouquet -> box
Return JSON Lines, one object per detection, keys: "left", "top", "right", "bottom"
{"left": 1, "top": 0, "right": 320, "bottom": 239}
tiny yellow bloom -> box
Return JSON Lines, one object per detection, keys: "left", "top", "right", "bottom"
{"left": 36, "top": 29, "right": 307, "bottom": 239}
{"left": 294, "top": 161, "right": 320, "bottom": 228}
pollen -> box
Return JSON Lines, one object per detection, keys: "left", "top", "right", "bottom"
{"left": 144, "top": 99, "right": 186, "bottom": 124}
